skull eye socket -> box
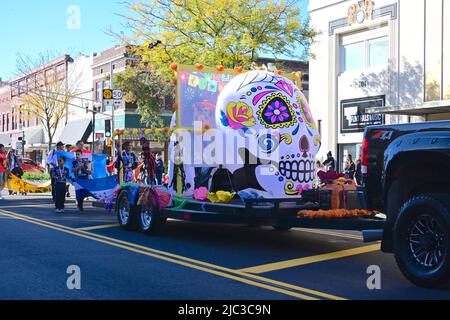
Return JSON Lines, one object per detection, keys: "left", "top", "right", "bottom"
{"left": 257, "top": 93, "right": 297, "bottom": 129}
{"left": 258, "top": 134, "right": 279, "bottom": 154}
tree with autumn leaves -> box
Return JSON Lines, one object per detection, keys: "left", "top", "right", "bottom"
{"left": 113, "top": 0, "right": 317, "bottom": 126}
{"left": 15, "top": 52, "right": 80, "bottom": 150}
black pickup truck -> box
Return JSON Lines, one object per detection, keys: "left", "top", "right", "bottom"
{"left": 362, "top": 120, "right": 450, "bottom": 288}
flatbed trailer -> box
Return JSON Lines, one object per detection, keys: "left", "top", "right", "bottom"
{"left": 115, "top": 187, "right": 385, "bottom": 238}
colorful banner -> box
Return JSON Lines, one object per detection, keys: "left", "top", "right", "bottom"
{"left": 178, "top": 67, "right": 236, "bottom": 129}
{"left": 71, "top": 175, "right": 120, "bottom": 201}
{"left": 57, "top": 151, "right": 107, "bottom": 179}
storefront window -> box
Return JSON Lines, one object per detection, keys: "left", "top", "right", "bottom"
{"left": 425, "top": 0, "right": 443, "bottom": 101}
{"left": 341, "top": 31, "right": 388, "bottom": 73}
{"left": 343, "top": 42, "right": 365, "bottom": 71}
{"left": 368, "top": 38, "right": 389, "bottom": 68}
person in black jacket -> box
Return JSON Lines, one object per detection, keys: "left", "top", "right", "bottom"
{"left": 322, "top": 151, "right": 336, "bottom": 171}
{"left": 344, "top": 154, "right": 356, "bottom": 180}
{"left": 155, "top": 153, "right": 164, "bottom": 185}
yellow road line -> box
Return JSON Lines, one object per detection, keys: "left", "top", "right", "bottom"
{"left": 239, "top": 244, "right": 381, "bottom": 274}
{"left": 0, "top": 209, "right": 345, "bottom": 300}
{"left": 77, "top": 224, "right": 120, "bottom": 231}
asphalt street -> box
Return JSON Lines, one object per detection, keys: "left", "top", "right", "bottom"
{"left": 1, "top": 193, "right": 450, "bottom": 300}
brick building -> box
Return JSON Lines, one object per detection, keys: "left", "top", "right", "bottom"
{"left": 3, "top": 55, "right": 74, "bottom": 164}
{"left": 0, "top": 83, "right": 12, "bottom": 146}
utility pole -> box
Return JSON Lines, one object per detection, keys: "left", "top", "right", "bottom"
{"left": 110, "top": 60, "right": 115, "bottom": 158}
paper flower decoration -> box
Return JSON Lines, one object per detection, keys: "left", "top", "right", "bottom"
{"left": 207, "top": 191, "right": 236, "bottom": 203}
{"left": 216, "top": 65, "right": 225, "bottom": 72}
{"left": 234, "top": 66, "right": 244, "bottom": 73}
{"left": 195, "top": 63, "right": 204, "bottom": 70}
{"left": 193, "top": 187, "right": 208, "bottom": 201}
{"left": 169, "top": 63, "right": 178, "bottom": 71}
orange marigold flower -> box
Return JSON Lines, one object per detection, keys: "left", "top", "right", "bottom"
{"left": 169, "top": 63, "right": 178, "bottom": 71}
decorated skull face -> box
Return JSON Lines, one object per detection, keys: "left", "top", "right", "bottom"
{"left": 216, "top": 70, "right": 321, "bottom": 198}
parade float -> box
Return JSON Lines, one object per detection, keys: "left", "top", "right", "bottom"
{"left": 114, "top": 64, "right": 385, "bottom": 235}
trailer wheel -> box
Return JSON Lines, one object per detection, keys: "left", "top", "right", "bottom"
{"left": 394, "top": 194, "right": 450, "bottom": 288}
{"left": 116, "top": 190, "right": 138, "bottom": 231}
{"left": 138, "top": 205, "right": 165, "bottom": 235}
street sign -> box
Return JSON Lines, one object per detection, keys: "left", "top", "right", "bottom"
{"left": 112, "top": 89, "right": 123, "bottom": 100}
{"left": 103, "top": 89, "right": 113, "bottom": 100}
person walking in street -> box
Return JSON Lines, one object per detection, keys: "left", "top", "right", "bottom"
{"left": 72, "top": 150, "right": 92, "bottom": 211}
{"left": 344, "top": 154, "right": 356, "bottom": 180}
{"left": 323, "top": 151, "right": 336, "bottom": 172}
{"left": 51, "top": 156, "right": 70, "bottom": 213}
{"left": 47, "top": 141, "right": 65, "bottom": 201}
{"left": 155, "top": 153, "right": 164, "bottom": 185}
{"left": 0, "top": 144, "right": 6, "bottom": 200}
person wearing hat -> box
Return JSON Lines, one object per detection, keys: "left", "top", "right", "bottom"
{"left": 47, "top": 141, "right": 65, "bottom": 201}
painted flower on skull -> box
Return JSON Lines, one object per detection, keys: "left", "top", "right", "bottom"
{"left": 225, "top": 102, "right": 256, "bottom": 129}
{"left": 298, "top": 94, "right": 317, "bottom": 130}
{"left": 257, "top": 93, "right": 296, "bottom": 129}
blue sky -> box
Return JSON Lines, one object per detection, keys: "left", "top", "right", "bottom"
{"left": 0, "top": 0, "right": 309, "bottom": 81}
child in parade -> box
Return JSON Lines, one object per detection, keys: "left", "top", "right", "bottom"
{"left": 72, "top": 150, "right": 92, "bottom": 211}
{"left": 52, "top": 156, "right": 70, "bottom": 213}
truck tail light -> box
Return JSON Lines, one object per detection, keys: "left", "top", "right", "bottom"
{"left": 362, "top": 137, "right": 369, "bottom": 175}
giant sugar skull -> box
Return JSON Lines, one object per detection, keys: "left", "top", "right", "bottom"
{"left": 216, "top": 70, "right": 321, "bottom": 198}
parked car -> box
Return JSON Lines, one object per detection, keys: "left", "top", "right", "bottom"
{"left": 21, "top": 158, "right": 45, "bottom": 174}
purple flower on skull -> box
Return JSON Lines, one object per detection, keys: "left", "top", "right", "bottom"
{"left": 264, "top": 100, "right": 289, "bottom": 123}
{"left": 257, "top": 93, "right": 296, "bottom": 129}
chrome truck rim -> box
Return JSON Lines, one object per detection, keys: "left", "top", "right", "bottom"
{"left": 409, "top": 214, "right": 445, "bottom": 269}
{"left": 140, "top": 206, "right": 153, "bottom": 230}
{"left": 119, "top": 197, "right": 130, "bottom": 224}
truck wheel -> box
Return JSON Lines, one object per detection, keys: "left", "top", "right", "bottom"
{"left": 116, "top": 190, "right": 138, "bottom": 231}
{"left": 394, "top": 194, "right": 450, "bottom": 288}
{"left": 138, "top": 205, "right": 165, "bottom": 235}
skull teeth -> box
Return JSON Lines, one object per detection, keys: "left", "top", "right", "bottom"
{"left": 279, "top": 159, "right": 315, "bottom": 183}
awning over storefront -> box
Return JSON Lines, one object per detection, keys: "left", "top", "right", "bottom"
{"left": 367, "top": 100, "right": 450, "bottom": 116}
{"left": 24, "top": 127, "right": 44, "bottom": 146}
{"left": 58, "top": 118, "right": 92, "bottom": 145}
{"left": 0, "top": 133, "right": 11, "bottom": 147}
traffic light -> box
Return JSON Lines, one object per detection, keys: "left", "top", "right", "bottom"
{"left": 105, "top": 119, "right": 111, "bottom": 137}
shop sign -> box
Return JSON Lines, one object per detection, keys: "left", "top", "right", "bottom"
{"left": 341, "top": 95, "right": 385, "bottom": 133}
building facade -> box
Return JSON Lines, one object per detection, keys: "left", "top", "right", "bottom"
{"left": 4, "top": 55, "right": 74, "bottom": 164}
{"left": 56, "top": 53, "right": 94, "bottom": 150}
{"left": 308, "top": 0, "right": 450, "bottom": 170}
